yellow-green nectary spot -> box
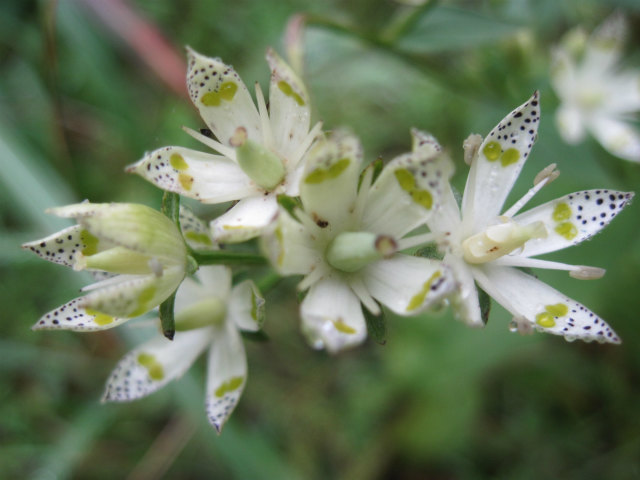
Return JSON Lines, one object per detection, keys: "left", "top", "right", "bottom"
{"left": 277, "top": 80, "right": 305, "bottom": 106}
{"left": 555, "top": 222, "right": 577, "bottom": 240}
{"left": 201, "top": 81, "right": 238, "bottom": 106}
{"left": 546, "top": 303, "right": 569, "bottom": 317}
{"left": 215, "top": 376, "right": 244, "bottom": 397}
{"left": 184, "top": 231, "right": 213, "bottom": 246}
{"left": 85, "top": 308, "right": 114, "bottom": 326}
{"left": 552, "top": 202, "right": 572, "bottom": 222}
{"left": 535, "top": 303, "right": 568, "bottom": 328}
{"left": 394, "top": 169, "right": 433, "bottom": 209}
{"left": 137, "top": 353, "right": 164, "bottom": 380}
{"left": 482, "top": 141, "right": 502, "bottom": 161}
{"left": 80, "top": 229, "right": 99, "bottom": 256}
{"left": 407, "top": 271, "right": 442, "bottom": 312}
{"left": 535, "top": 312, "right": 556, "bottom": 328}
{"left": 170, "top": 153, "right": 188, "bottom": 171}
{"left": 178, "top": 173, "right": 194, "bottom": 191}
{"left": 130, "top": 285, "right": 157, "bottom": 317}
{"left": 500, "top": 148, "right": 520, "bottom": 167}
{"left": 333, "top": 319, "right": 356, "bottom": 334}
{"left": 411, "top": 190, "right": 433, "bottom": 210}
{"left": 394, "top": 168, "right": 416, "bottom": 191}
{"left": 304, "top": 158, "right": 350, "bottom": 184}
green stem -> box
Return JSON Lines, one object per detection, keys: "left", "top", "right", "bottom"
{"left": 190, "top": 249, "right": 268, "bottom": 266}
{"left": 381, "top": 0, "right": 440, "bottom": 44}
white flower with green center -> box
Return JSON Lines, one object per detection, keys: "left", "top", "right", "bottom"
{"left": 261, "top": 130, "right": 457, "bottom": 353}
{"left": 127, "top": 47, "right": 322, "bottom": 242}
{"left": 103, "top": 265, "right": 265, "bottom": 433}
{"left": 425, "top": 92, "right": 633, "bottom": 343}
{"left": 551, "top": 13, "right": 640, "bottom": 162}
{"left": 23, "top": 203, "right": 189, "bottom": 331}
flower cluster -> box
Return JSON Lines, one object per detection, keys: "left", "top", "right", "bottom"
{"left": 25, "top": 46, "right": 634, "bottom": 432}
{"left": 551, "top": 13, "right": 640, "bottom": 162}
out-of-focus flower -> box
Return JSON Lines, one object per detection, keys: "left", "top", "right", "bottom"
{"left": 103, "top": 266, "right": 265, "bottom": 433}
{"left": 23, "top": 203, "right": 188, "bottom": 331}
{"left": 128, "top": 48, "right": 323, "bottom": 242}
{"left": 262, "top": 130, "right": 456, "bottom": 353}
{"left": 426, "top": 92, "right": 632, "bottom": 343}
{"left": 551, "top": 13, "right": 640, "bottom": 162}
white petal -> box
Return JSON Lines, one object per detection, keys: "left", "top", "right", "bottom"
{"left": 476, "top": 265, "right": 620, "bottom": 344}
{"left": 555, "top": 104, "right": 586, "bottom": 145}
{"left": 127, "top": 146, "right": 255, "bottom": 203}
{"left": 362, "top": 132, "right": 453, "bottom": 238}
{"left": 300, "top": 275, "right": 367, "bottom": 353}
{"left": 583, "top": 12, "right": 626, "bottom": 73}
{"left": 424, "top": 179, "right": 464, "bottom": 243}
{"left": 32, "top": 296, "right": 129, "bottom": 331}
{"left": 205, "top": 322, "right": 248, "bottom": 433}
{"left": 186, "top": 48, "right": 261, "bottom": 145}
{"left": 179, "top": 205, "right": 217, "bottom": 250}
{"left": 589, "top": 116, "right": 640, "bottom": 162}
{"left": 81, "top": 266, "right": 185, "bottom": 318}
{"left": 174, "top": 266, "right": 231, "bottom": 313}
{"left": 211, "top": 195, "right": 279, "bottom": 243}
{"left": 442, "top": 253, "right": 483, "bottom": 327}
{"left": 103, "top": 328, "right": 212, "bottom": 402}
{"left": 260, "top": 208, "right": 322, "bottom": 275}
{"left": 299, "top": 131, "right": 363, "bottom": 233}
{"left": 550, "top": 46, "right": 578, "bottom": 101}
{"left": 53, "top": 203, "right": 186, "bottom": 266}
{"left": 266, "top": 48, "right": 311, "bottom": 163}
{"left": 461, "top": 92, "right": 541, "bottom": 236}
{"left": 22, "top": 225, "right": 103, "bottom": 270}
{"left": 228, "top": 279, "right": 265, "bottom": 331}
{"left": 514, "top": 189, "right": 634, "bottom": 257}
{"left": 361, "top": 255, "right": 455, "bottom": 315}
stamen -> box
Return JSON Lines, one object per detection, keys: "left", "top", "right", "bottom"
{"left": 81, "top": 273, "right": 139, "bottom": 292}
{"left": 492, "top": 256, "right": 605, "bottom": 279}
{"left": 463, "top": 134, "right": 483, "bottom": 165}
{"left": 397, "top": 232, "right": 439, "bottom": 251}
{"left": 569, "top": 265, "right": 606, "bottom": 280}
{"left": 352, "top": 166, "right": 374, "bottom": 222}
{"left": 503, "top": 164, "right": 559, "bottom": 218}
{"left": 298, "top": 265, "right": 327, "bottom": 291}
{"left": 290, "top": 121, "right": 323, "bottom": 167}
{"left": 254, "top": 82, "right": 274, "bottom": 150}
{"left": 349, "top": 276, "right": 381, "bottom": 315}
{"left": 182, "top": 126, "right": 237, "bottom": 161}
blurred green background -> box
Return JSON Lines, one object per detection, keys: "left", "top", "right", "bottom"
{"left": 2, "top": 0, "right": 640, "bottom": 478}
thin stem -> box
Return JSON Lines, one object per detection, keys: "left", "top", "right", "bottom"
{"left": 381, "top": 0, "right": 440, "bottom": 44}
{"left": 190, "top": 249, "right": 268, "bottom": 266}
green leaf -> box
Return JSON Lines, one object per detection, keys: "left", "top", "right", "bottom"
{"left": 159, "top": 290, "right": 177, "bottom": 340}
{"left": 276, "top": 194, "right": 301, "bottom": 220}
{"left": 240, "top": 330, "right": 270, "bottom": 342}
{"left": 162, "top": 191, "right": 181, "bottom": 230}
{"left": 397, "top": 6, "right": 522, "bottom": 53}
{"left": 477, "top": 286, "right": 491, "bottom": 326}
{"left": 414, "top": 242, "right": 443, "bottom": 260}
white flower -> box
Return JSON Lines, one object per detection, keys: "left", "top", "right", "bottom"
{"left": 127, "top": 47, "right": 323, "bottom": 242}
{"left": 23, "top": 203, "right": 189, "bottom": 331}
{"left": 261, "top": 130, "right": 457, "bottom": 353}
{"left": 551, "top": 13, "right": 640, "bottom": 162}
{"left": 426, "top": 91, "right": 633, "bottom": 343}
{"left": 103, "top": 265, "right": 265, "bottom": 433}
